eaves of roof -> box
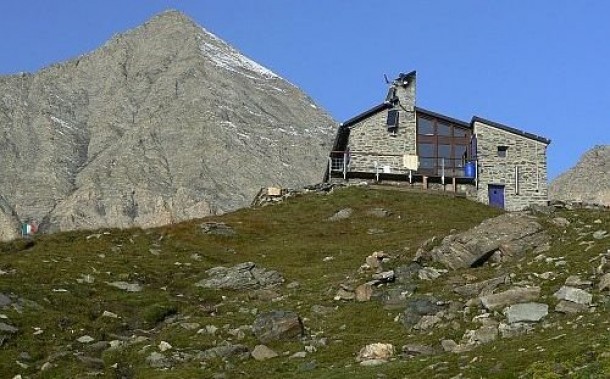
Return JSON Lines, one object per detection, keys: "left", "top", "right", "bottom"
{"left": 415, "top": 106, "right": 471, "bottom": 128}
{"left": 341, "top": 102, "right": 393, "bottom": 128}
{"left": 471, "top": 116, "right": 551, "bottom": 145}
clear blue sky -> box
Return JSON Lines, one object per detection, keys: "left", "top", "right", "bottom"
{"left": 1, "top": 1, "right": 608, "bottom": 180}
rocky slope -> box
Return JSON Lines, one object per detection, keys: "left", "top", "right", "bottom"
{"left": 0, "top": 10, "right": 335, "bottom": 238}
{"left": 550, "top": 145, "right": 610, "bottom": 207}
{"left": 0, "top": 186, "right": 609, "bottom": 378}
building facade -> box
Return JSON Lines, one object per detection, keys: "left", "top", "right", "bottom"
{"left": 327, "top": 71, "right": 551, "bottom": 211}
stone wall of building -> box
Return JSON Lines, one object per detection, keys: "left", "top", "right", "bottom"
{"left": 347, "top": 77, "right": 417, "bottom": 175}
{"left": 474, "top": 121, "right": 549, "bottom": 211}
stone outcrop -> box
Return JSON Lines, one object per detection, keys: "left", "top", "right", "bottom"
{"left": 0, "top": 10, "right": 335, "bottom": 240}
{"left": 417, "top": 213, "right": 549, "bottom": 269}
{"left": 550, "top": 145, "right": 610, "bottom": 207}
{"left": 195, "top": 262, "right": 284, "bottom": 290}
{"left": 252, "top": 310, "right": 304, "bottom": 343}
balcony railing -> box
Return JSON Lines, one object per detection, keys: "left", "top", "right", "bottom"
{"left": 328, "top": 151, "right": 476, "bottom": 180}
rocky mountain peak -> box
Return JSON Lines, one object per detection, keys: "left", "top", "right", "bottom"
{"left": 549, "top": 145, "right": 610, "bottom": 206}
{"left": 0, "top": 11, "right": 336, "bottom": 239}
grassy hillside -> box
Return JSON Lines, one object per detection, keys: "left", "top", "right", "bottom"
{"left": 0, "top": 186, "right": 608, "bottom": 378}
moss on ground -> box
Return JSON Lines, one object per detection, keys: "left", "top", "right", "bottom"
{"left": 0, "top": 186, "right": 608, "bottom": 378}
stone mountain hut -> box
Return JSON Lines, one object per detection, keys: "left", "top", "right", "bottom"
{"left": 325, "top": 71, "right": 551, "bottom": 211}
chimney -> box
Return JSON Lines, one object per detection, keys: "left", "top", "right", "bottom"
{"left": 391, "top": 70, "right": 416, "bottom": 112}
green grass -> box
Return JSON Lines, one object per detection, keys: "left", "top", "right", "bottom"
{"left": 1, "top": 186, "right": 609, "bottom": 378}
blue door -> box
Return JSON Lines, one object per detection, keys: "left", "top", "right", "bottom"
{"left": 488, "top": 184, "right": 505, "bottom": 209}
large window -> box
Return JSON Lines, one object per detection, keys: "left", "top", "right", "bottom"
{"left": 416, "top": 114, "right": 472, "bottom": 177}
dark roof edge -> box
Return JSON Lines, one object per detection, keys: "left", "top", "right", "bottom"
{"left": 415, "top": 106, "right": 471, "bottom": 128}
{"left": 471, "top": 116, "right": 551, "bottom": 145}
{"left": 341, "top": 102, "right": 393, "bottom": 128}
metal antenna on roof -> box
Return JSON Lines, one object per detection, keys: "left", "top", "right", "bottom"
{"left": 383, "top": 74, "right": 390, "bottom": 84}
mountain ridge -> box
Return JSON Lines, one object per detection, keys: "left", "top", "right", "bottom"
{"left": 0, "top": 10, "right": 336, "bottom": 239}
{"left": 549, "top": 145, "right": 610, "bottom": 207}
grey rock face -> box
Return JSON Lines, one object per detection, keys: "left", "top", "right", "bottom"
{"left": 504, "top": 302, "right": 548, "bottom": 324}
{"left": 196, "top": 344, "right": 249, "bottom": 361}
{"left": 454, "top": 275, "right": 510, "bottom": 298}
{"left": 252, "top": 310, "right": 304, "bottom": 343}
{"left": 0, "top": 10, "right": 335, "bottom": 240}
{"left": 553, "top": 286, "right": 592, "bottom": 305}
{"left": 196, "top": 262, "right": 283, "bottom": 290}
{"left": 480, "top": 287, "right": 541, "bottom": 311}
{"left": 251, "top": 345, "right": 279, "bottom": 361}
{"left": 0, "top": 293, "right": 11, "bottom": 307}
{"left": 402, "top": 296, "right": 445, "bottom": 328}
{"left": 550, "top": 145, "right": 610, "bottom": 207}
{"left": 418, "top": 213, "right": 549, "bottom": 269}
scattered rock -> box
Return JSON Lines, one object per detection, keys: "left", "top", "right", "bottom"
{"left": 480, "top": 287, "right": 541, "bottom": 311}
{"left": 359, "top": 359, "right": 387, "bottom": 366}
{"left": 200, "top": 222, "right": 236, "bottom": 236}
{"left": 463, "top": 325, "right": 498, "bottom": 345}
{"left": 599, "top": 273, "right": 610, "bottom": 291}
{"left": 555, "top": 300, "right": 589, "bottom": 314}
{"left": 355, "top": 283, "right": 374, "bottom": 302}
{"left": 553, "top": 286, "right": 592, "bottom": 306}
{"left": 0, "top": 322, "right": 18, "bottom": 334}
{"left": 196, "top": 262, "right": 284, "bottom": 290}
{"left": 441, "top": 339, "right": 459, "bottom": 352}
{"left": 505, "top": 303, "right": 548, "bottom": 324}
{"left": 402, "top": 344, "right": 437, "bottom": 357}
{"left": 146, "top": 352, "right": 171, "bottom": 368}
{"left": 454, "top": 275, "right": 510, "bottom": 297}
{"left": 403, "top": 296, "right": 445, "bottom": 328}
{"left": 593, "top": 230, "right": 608, "bottom": 240}
{"left": 413, "top": 315, "right": 442, "bottom": 330}
{"left": 498, "top": 322, "right": 534, "bottom": 338}
{"left": 107, "top": 281, "right": 142, "bottom": 292}
{"left": 356, "top": 343, "right": 394, "bottom": 362}
{"left": 77, "top": 356, "right": 105, "bottom": 370}
{"left": 180, "top": 322, "right": 201, "bottom": 331}
{"left": 158, "top": 341, "right": 172, "bottom": 352}
{"left": 334, "top": 288, "right": 355, "bottom": 301}
{"left": 252, "top": 310, "right": 304, "bottom": 343}
{"left": 0, "top": 293, "right": 11, "bottom": 307}
{"left": 102, "top": 311, "right": 118, "bottom": 319}
{"left": 551, "top": 217, "right": 571, "bottom": 227}
{"left": 311, "top": 305, "right": 336, "bottom": 315}
{"left": 380, "top": 285, "right": 417, "bottom": 310}
{"left": 251, "top": 345, "right": 279, "bottom": 361}
{"left": 565, "top": 275, "right": 592, "bottom": 287}
{"left": 394, "top": 262, "right": 422, "bottom": 284}
{"left": 372, "top": 270, "right": 395, "bottom": 282}
{"left": 197, "top": 344, "right": 250, "bottom": 360}
{"left": 290, "top": 351, "right": 307, "bottom": 359}
{"left": 365, "top": 251, "right": 387, "bottom": 271}
{"left": 418, "top": 266, "right": 445, "bottom": 280}
{"left": 77, "top": 335, "right": 95, "bottom": 344}
{"left": 366, "top": 208, "right": 391, "bottom": 218}
{"left": 328, "top": 208, "right": 353, "bottom": 221}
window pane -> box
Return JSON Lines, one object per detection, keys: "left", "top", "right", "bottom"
{"left": 438, "top": 144, "right": 451, "bottom": 158}
{"left": 420, "top": 158, "right": 435, "bottom": 168}
{"left": 418, "top": 117, "right": 434, "bottom": 135}
{"left": 437, "top": 122, "right": 451, "bottom": 136}
{"left": 418, "top": 143, "right": 435, "bottom": 158}
{"left": 386, "top": 110, "right": 399, "bottom": 127}
{"left": 455, "top": 127, "right": 470, "bottom": 137}
{"left": 453, "top": 145, "right": 467, "bottom": 160}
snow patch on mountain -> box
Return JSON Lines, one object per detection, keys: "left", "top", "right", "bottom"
{"left": 200, "top": 28, "right": 280, "bottom": 80}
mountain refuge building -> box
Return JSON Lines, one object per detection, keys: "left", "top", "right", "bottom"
{"left": 326, "top": 71, "right": 551, "bottom": 211}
